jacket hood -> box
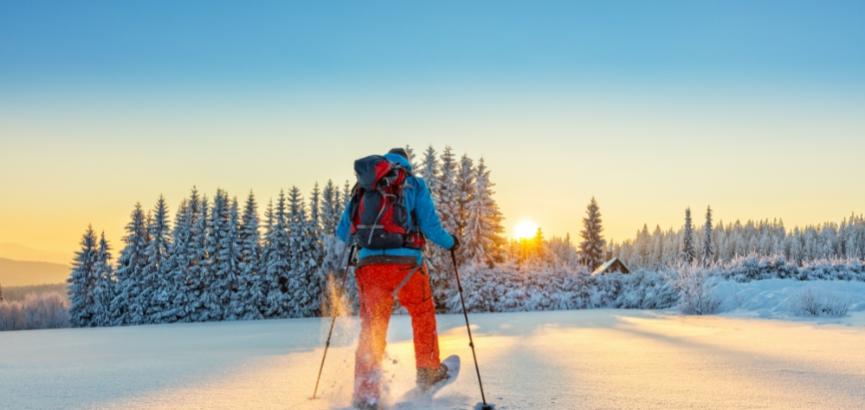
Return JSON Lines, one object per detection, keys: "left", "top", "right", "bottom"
{"left": 384, "top": 152, "right": 412, "bottom": 172}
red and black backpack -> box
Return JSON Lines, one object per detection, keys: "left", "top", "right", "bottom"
{"left": 349, "top": 155, "right": 425, "bottom": 249}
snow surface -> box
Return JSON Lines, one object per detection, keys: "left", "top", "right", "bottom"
{"left": 4, "top": 306, "right": 865, "bottom": 409}
{"left": 711, "top": 278, "right": 865, "bottom": 319}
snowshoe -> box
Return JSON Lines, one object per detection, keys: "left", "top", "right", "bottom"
{"left": 352, "top": 398, "right": 382, "bottom": 410}
{"left": 399, "top": 355, "right": 461, "bottom": 402}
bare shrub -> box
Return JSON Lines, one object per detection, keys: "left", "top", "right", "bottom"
{"left": 792, "top": 288, "right": 849, "bottom": 318}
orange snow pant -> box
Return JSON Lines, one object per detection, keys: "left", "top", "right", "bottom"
{"left": 353, "top": 262, "right": 441, "bottom": 403}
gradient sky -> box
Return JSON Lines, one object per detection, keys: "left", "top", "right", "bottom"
{"left": 2, "top": 1, "right": 864, "bottom": 264}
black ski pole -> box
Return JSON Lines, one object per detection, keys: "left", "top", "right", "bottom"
{"left": 311, "top": 244, "right": 357, "bottom": 400}
{"left": 451, "top": 249, "right": 494, "bottom": 410}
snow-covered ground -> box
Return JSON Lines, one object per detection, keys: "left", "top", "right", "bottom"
{"left": 4, "top": 303, "right": 865, "bottom": 410}
{"left": 711, "top": 278, "right": 865, "bottom": 319}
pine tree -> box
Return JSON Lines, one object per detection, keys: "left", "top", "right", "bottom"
{"left": 157, "top": 198, "right": 193, "bottom": 323}
{"left": 186, "top": 195, "right": 210, "bottom": 321}
{"left": 142, "top": 196, "right": 171, "bottom": 323}
{"left": 318, "top": 179, "right": 351, "bottom": 314}
{"left": 91, "top": 232, "right": 115, "bottom": 326}
{"left": 203, "top": 190, "right": 232, "bottom": 321}
{"left": 436, "top": 146, "right": 458, "bottom": 232}
{"left": 533, "top": 227, "right": 547, "bottom": 261}
{"left": 262, "top": 190, "right": 292, "bottom": 318}
{"left": 578, "top": 197, "right": 606, "bottom": 270}
{"left": 702, "top": 206, "right": 714, "bottom": 265}
{"left": 110, "top": 203, "right": 150, "bottom": 325}
{"left": 287, "top": 186, "right": 325, "bottom": 317}
{"left": 68, "top": 225, "right": 99, "bottom": 327}
{"left": 420, "top": 146, "right": 439, "bottom": 195}
{"left": 454, "top": 155, "right": 475, "bottom": 265}
{"left": 428, "top": 147, "right": 459, "bottom": 310}
{"left": 342, "top": 181, "right": 351, "bottom": 208}
{"left": 651, "top": 225, "right": 664, "bottom": 269}
{"left": 682, "top": 207, "right": 696, "bottom": 264}
{"left": 218, "top": 197, "right": 244, "bottom": 320}
{"left": 264, "top": 199, "right": 274, "bottom": 239}
{"left": 320, "top": 180, "right": 338, "bottom": 235}
{"left": 464, "top": 158, "right": 504, "bottom": 266}
{"left": 236, "top": 192, "right": 263, "bottom": 320}
{"left": 310, "top": 182, "right": 321, "bottom": 231}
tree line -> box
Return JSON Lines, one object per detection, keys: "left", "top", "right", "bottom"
{"left": 612, "top": 207, "right": 865, "bottom": 269}
{"left": 508, "top": 201, "right": 865, "bottom": 273}
{"left": 66, "top": 146, "right": 506, "bottom": 327}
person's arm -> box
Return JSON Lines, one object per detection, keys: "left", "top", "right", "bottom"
{"left": 413, "top": 178, "right": 456, "bottom": 249}
{"left": 335, "top": 200, "right": 352, "bottom": 242}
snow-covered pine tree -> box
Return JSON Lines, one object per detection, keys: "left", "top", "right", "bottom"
{"left": 236, "top": 192, "right": 263, "bottom": 320}
{"left": 463, "top": 158, "right": 504, "bottom": 267}
{"left": 463, "top": 179, "right": 486, "bottom": 266}
{"left": 320, "top": 180, "right": 338, "bottom": 235}
{"left": 262, "top": 190, "right": 292, "bottom": 318}
{"left": 651, "top": 225, "right": 664, "bottom": 269}
{"left": 218, "top": 197, "right": 244, "bottom": 320}
{"left": 702, "top": 206, "right": 714, "bottom": 265}
{"left": 203, "top": 190, "right": 231, "bottom": 321}
{"left": 110, "top": 203, "right": 150, "bottom": 325}
{"left": 420, "top": 146, "right": 439, "bottom": 195}
{"left": 533, "top": 227, "right": 547, "bottom": 262}
{"left": 454, "top": 155, "right": 475, "bottom": 265}
{"left": 635, "top": 224, "right": 650, "bottom": 266}
{"left": 310, "top": 182, "right": 321, "bottom": 231}
{"left": 477, "top": 158, "right": 505, "bottom": 264}
{"left": 264, "top": 199, "right": 274, "bottom": 239}
{"left": 68, "top": 225, "right": 99, "bottom": 327}
{"left": 682, "top": 207, "right": 696, "bottom": 264}
{"left": 286, "top": 186, "right": 325, "bottom": 317}
{"left": 142, "top": 196, "right": 171, "bottom": 323}
{"left": 317, "top": 179, "right": 351, "bottom": 315}
{"left": 186, "top": 195, "right": 210, "bottom": 322}
{"left": 405, "top": 145, "right": 420, "bottom": 170}
{"left": 91, "top": 232, "right": 115, "bottom": 326}
{"left": 419, "top": 146, "right": 446, "bottom": 302}
{"left": 436, "top": 146, "right": 458, "bottom": 233}
{"left": 429, "top": 146, "right": 459, "bottom": 310}
{"left": 578, "top": 197, "right": 606, "bottom": 270}
{"left": 341, "top": 181, "right": 351, "bottom": 209}
{"left": 156, "top": 198, "right": 192, "bottom": 323}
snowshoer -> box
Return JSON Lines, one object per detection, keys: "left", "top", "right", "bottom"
{"left": 336, "top": 147, "right": 459, "bottom": 409}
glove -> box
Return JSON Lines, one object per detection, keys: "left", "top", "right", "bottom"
{"left": 450, "top": 235, "right": 460, "bottom": 250}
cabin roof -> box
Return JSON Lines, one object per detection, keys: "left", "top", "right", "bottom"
{"left": 592, "top": 257, "right": 630, "bottom": 275}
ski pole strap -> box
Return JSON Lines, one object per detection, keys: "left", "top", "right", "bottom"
{"left": 392, "top": 263, "right": 424, "bottom": 298}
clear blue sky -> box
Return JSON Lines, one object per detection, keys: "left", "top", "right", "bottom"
{"left": 2, "top": 1, "right": 865, "bottom": 262}
{"left": 2, "top": 1, "right": 864, "bottom": 91}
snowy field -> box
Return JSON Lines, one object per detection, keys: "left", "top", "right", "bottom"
{"left": 4, "top": 290, "right": 865, "bottom": 410}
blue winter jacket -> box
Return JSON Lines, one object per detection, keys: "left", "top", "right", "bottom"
{"left": 336, "top": 152, "right": 455, "bottom": 264}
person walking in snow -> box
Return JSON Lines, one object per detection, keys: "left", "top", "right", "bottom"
{"left": 336, "top": 147, "right": 459, "bottom": 409}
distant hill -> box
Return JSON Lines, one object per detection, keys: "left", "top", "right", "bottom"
{"left": 0, "top": 242, "right": 70, "bottom": 265}
{"left": 0, "top": 257, "right": 69, "bottom": 287}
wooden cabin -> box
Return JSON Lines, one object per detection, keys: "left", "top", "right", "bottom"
{"left": 592, "top": 257, "right": 630, "bottom": 275}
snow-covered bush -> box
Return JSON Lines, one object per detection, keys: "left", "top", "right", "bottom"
{"left": 0, "top": 292, "right": 70, "bottom": 331}
{"left": 449, "top": 263, "right": 679, "bottom": 313}
{"left": 674, "top": 264, "right": 720, "bottom": 315}
{"left": 791, "top": 288, "right": 849, "bottom": 318}
{"left": 716, "top": 256, "right": 865, "bottom": 282}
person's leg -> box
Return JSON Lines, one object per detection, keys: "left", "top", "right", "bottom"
{"left": 396, "top": 264, "right": 441, "bottom": 371}
{"left": 354, "top": 264, "right": 395, "bottom": 405}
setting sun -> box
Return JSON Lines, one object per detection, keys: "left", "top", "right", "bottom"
{"left": 512, "top": 220, "right": 540, "bottom": 240}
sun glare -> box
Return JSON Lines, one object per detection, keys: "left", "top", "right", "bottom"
{"left": 512, "top": 220, "right": 539, "bottom": 240}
